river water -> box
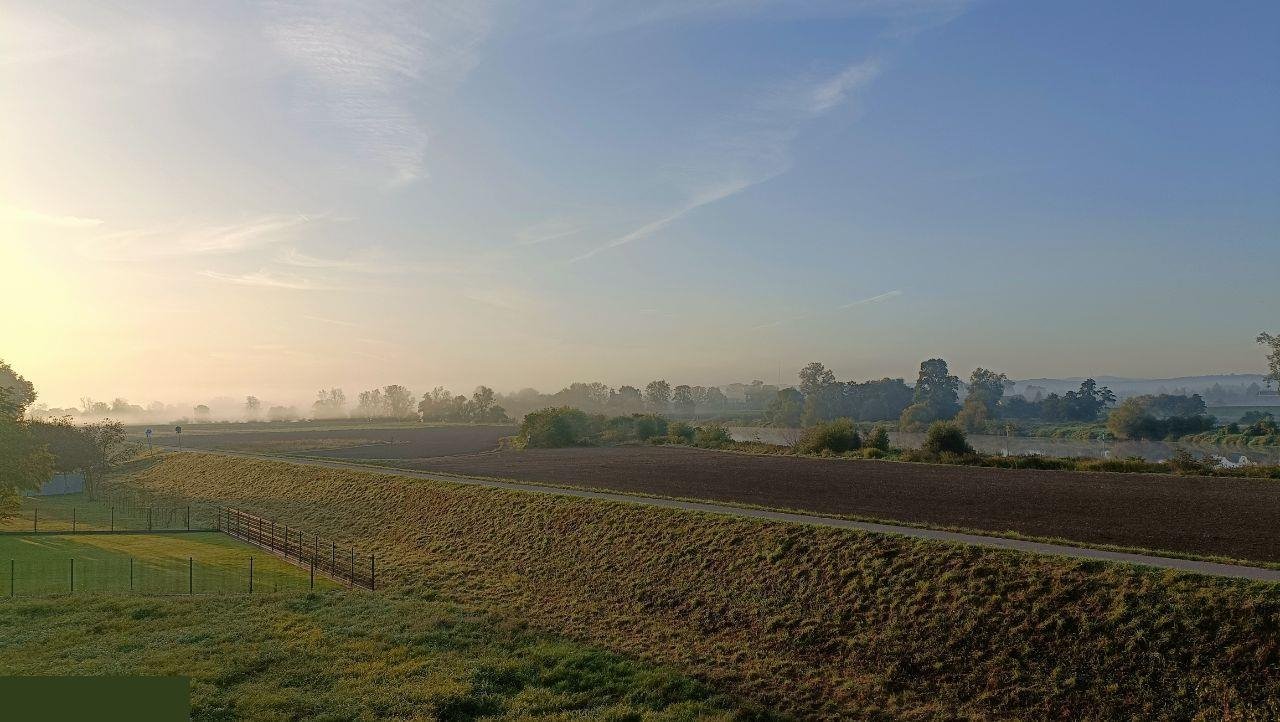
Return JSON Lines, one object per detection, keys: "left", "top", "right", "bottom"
{"left": 727, "top": 427, "right": 1280, "bottom": 465}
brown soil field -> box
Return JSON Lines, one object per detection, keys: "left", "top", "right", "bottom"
{"left": 154, "top": 425, "right": 514, "bottom": 458}
{"left": 114, "top": 453, "right": 1280, "bottom": 720}
{"left": 401, "top": 446, "right": 1280, "bottom": 563}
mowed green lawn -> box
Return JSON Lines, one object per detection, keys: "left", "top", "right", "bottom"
{"left": 0, "top": 532, "right": 333, "bottom": 596}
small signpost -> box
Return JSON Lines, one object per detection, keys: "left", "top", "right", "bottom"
{"left": 145, "top": 428, "right": 153, "bottom": 454}
{"left": 174, "top": 425, "right": 183, "bottom": 450}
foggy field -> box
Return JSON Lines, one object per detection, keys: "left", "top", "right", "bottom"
{"left": 135, "top": 424, "right": 515, "bottom": 458}
{"left": 107, "top": 453, "right": 1280, "bottom": 719}
{"left": 401, "top": 446, "right": 1280, "bottom": 564}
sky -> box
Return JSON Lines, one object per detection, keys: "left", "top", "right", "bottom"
{"left": 2, "top": 0, "right": 1278, "bottom": 409}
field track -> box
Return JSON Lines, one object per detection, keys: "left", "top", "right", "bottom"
{"left": 407, "top": 446, "right": 1280, "bottom": 565}
{"left": 175, "top": 448, "right": 1280, "bottom": 581}
{"left": 151, "top": 424, "right": 514, "bottom": 457}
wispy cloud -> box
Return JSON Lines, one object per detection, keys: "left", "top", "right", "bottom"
{"left": 302, "top": 314, "right": 359, "bottom": 327}
{"left": 514, "top": 220, "right": 583, "bottom": 247}
{"left": 838, "top": 289, "right": 902, "bottom": 309}
{"left": 568, "top": 56, "right": 883, "bottom": 264}
{"left": 82, "top": 215, "right": 311, "bottom": 260}
{"left": 752, "top": 289, "right": 903, "bottom": 329}
{"left": 266, "top": 0, "right": 493, "bottom": 186}
{"left": 568, "top": 179, "right": 752, "bottom": 263}
{"left": 0, "top": 205, "right": 104, "bottom": 228}
{"left": 278, "top": 247, "right": 393, "bottom": 273}
{"left": 809, "top": 59, "right": 882, "bottom": 114}
{"left": 199, "top": 269, "right": 333, "bottom": 291}
{"left": 544, "top": 1, "right": 972, "bottom": 38}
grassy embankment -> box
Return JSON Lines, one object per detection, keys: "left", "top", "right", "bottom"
{"left": 0, "top": 591, "right": 754, "bottom": 720}
{"left": 59, "top": 452, "right": 1280, "bottom": 720}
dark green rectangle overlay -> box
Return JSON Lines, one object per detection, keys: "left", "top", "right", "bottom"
{"left": 0, "top": 676, "right": 189, "bottom": 721}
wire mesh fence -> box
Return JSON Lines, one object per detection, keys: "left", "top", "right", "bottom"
{"left": 3, "top": 493, "right": 219, "bottom": 533}
{"left": 1, "top": 492, "right": 379, "bottom": 593}
{"left": 218, "top": 508, "right": 375, "bottom": 590}
{"left": 1, "top": 556, "right": 318, "bottom": 597}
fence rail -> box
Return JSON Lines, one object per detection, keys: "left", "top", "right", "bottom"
{"left": 218, "top": 508, "right": 375, "bottom": 590}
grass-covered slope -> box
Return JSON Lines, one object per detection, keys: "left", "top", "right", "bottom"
{"left": 0, "top": 591, "right": 755, "bottom": 721}
{"left": 117, "top": 453, "right": 1279, "bottom": 720}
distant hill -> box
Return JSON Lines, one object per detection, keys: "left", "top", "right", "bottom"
{"left": 1009, "top": 374, "right": 1278, "bottom": 406}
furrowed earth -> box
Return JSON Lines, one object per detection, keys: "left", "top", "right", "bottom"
{"left": 391, "top": 445, "right": 1280, "bottom": 564}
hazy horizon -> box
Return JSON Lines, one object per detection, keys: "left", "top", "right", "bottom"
{"left": 4, "top": 1, "right": 1277, "bottom": 409}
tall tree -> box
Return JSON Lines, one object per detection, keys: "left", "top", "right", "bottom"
{"left": 765, "top": 388, "right": 804, "bottom": 427}
{"left": 912, "top": 359, "right": 961, "bottom": 415}
{"left": 312, "top": 388, "right": 346, "bottom": 419}
{"left": 899, "top": 358, "right": 961, "bottom": 430}
{"left": 672, "top": 385, "right": 695, "bottom": 415}
{"left": 956, "top": 368, "right": 1009, "bottom": 431}
{"left": 0, "top": 360, "right": 53, "bottom": 515}
{"left": 798, "top": 362, "right": 841, "bottom": 425}
{"left": 644, "top": 380, "right": 671, "bottom": 413}
{"left": 0, "top": 360, "right": 36, "bottom": 414}
{"left": 355, "top": 389, "right": 386, "bottom": 419}
{"left": 1260, "top": 332, "right": 1280, "bottom": 387}
{"left": 382, "top": 385, "right": 416, "bottom": 419}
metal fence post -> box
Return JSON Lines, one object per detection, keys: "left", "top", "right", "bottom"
{"left": 147, "top": 506, "right": 152, "bottom": 531}
{"left": 249, "top": 557, "right": 254, "bottom": 594}
{"left": 186, "top": 506, "right": 191, "bottom": 531}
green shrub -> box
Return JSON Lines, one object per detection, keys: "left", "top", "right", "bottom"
{"left": 693, "top": 423, "right": 733, "bottom": 449}
{"left": 866, "top": 425, "right": 891, "bottom": 452}
{"left": 599, "top": 415, "right": 637, "bottom": 444}
{"left": 796, "top": 419, "right": 861, "bottom": 455}
{"left": 665, "top": 421, "right": 696, "bottom": 444}
{"left": 921, "top": 422, "right": 972, "bottom": 457}
{"left": 515, "top": 407, "right": 596, "bottom": 448}
{"left": 897, "top": 403, "right": 934, "bottom": 432}
{"left": 634, "top": 414, "right": 669, "bottom": 441}
{"left": 1169, "top": 448, "right": 1219, "bottom": 475}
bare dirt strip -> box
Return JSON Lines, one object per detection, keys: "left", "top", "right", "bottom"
{"left": 157, "top": 425, "right": 515, "bottom": 458}
{"left": 399, "top": 446, "right": 1280, "bottom": 564}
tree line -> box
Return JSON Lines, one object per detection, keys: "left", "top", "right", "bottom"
{"left": 761, "top": 358, "right": 1218, "bottom": 441}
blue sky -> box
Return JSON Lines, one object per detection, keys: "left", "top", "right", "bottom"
{"left": 2, "top": 1, "right": 1277, "bottom": 406}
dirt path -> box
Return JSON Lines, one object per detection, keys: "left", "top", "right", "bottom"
{"left": 174, "top": 448, "right": 1280, "bottom": 582}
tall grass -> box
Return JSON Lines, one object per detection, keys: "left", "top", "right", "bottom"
{"left": 0, "top": 592, "right": 759, "bottom": 720}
